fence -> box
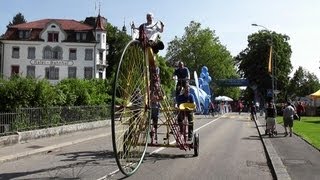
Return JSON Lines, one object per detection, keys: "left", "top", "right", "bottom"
{"left": 0, "top": 105, "right": 110, "bottom": 136}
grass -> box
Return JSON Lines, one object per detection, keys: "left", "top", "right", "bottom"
{"left": 276, "top": 116, "right": 320, "bottom": 150}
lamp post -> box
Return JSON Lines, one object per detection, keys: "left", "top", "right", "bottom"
{"left": 251, "top": 23, "right": 275, "bottom": 103}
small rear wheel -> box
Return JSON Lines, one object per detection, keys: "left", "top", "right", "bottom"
{"left": 193, "top": 133, "right": 199, "bottom": 157}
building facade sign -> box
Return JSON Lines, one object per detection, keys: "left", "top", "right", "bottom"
{"left": 30, "top": 60, "right": 74, "bottom": 66}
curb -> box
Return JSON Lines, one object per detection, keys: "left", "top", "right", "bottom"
{"left": 0, "top": 132, "right": 110, "bottom": 163}
{"left": 0, "top": 120, "right": 110, "bottom": 147}
{"left": 254, "top": 117, "right": 291, "bottom": 180}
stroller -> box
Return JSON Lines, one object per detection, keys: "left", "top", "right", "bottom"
{"left": 265, "top": 117, "right": 277, "bottom": 137}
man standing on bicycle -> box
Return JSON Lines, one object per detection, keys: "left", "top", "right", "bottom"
{"left": 132, "top": 12, "right": 164, "bottom": 54}
{"left": 176, "top": 85, "right": 195, "bottom": 141}
{"left": 173, "top": 61, "right": 190, "bottom": 97}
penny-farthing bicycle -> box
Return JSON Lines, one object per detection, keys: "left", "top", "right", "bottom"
{"left": 111, "top": 26, "right": 199, "bottom": 177}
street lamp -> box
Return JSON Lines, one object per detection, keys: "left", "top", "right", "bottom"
{"left": 251, "top": 23, "right": 275, "bottom": 103}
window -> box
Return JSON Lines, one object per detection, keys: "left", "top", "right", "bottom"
{"left": 27, "top": 66, "right": 35, "bottom": 78}
{"left": 97, "top": 34, "right": 101, "bottom": 42}
{"left": 69, "top": 49, "right": 77, "bottom": 60}
{"left": 45, "top": 66, "right": 59, "bottom": 80}
{"left": 43, "top": 46, "right": 52, "bottom": 59}
{"left": 52, "top": 46, "right": 62, "bottom": 59}
{"left": 28, "top": 47, "right": 36, "bottom": 59}
{"left": 82, "top": 33, "right": 87, "bottom": 40}
{"left": 48, "top": 32, "right": 59, "bottom": 42}
{"left": 99, "top": 52, "right": 103, "bottom": 61}
{"left": 11, "top": 65, "right": 19, "bottom": 76}
{"left": 68, "top": 67, "right": 77, "bottom": 78}
{"left": 102, "top": 34, "right": 105, "bottom": 43}
{"left": 18, "top": 30, "right": 30, "bottom": 39}
{"left": 12, "top": 47, "right": 20, "bottom": 58}
{"left": 84, "top": 67, "right": 93, "bottom": 79}
{"left": 19, "top": 31, "right": 24, "bottom": 39}
{"left": 76, "top": 33, "right": 80, "bottom": 41}
{"left": 85, "top": 49, "right": 93, "bottom": 60}
{"left": 43, "top": 46, "right": 62, "bottom": 59}
{"left": 76, "top": 32, "right": 87, "bottom": 41}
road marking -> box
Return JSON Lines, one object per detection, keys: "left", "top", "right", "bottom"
{"left": 102, "top": 115, "right": 225, "bottom": 179}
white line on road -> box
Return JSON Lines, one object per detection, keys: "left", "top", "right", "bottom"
{"left": 101, "top": 115, "right": 224, "bottom": 179}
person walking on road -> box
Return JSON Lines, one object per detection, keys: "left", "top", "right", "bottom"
{"left": 283, "top": 101, "right": 295, "bottom": 137}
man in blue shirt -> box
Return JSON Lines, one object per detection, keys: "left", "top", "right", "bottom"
{"left": 173, "top": 61, "right": 190, "bottom": 97}
{"left": 176, "top": 86, "right": 195, "bottom": 141}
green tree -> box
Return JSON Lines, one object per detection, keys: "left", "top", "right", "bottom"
{"left": 105, "top": 22, "right": 131, "bottom": 78}
{"left": 235, "top": 30, "right": 292, "bottom": 103}
{"left": 7, "top": 12, "right": 27, "bottom": 27}
{"left": 166, "top": 21, "right": 240, "bottom": 99}
{"left": 287, "top": 66, "right": 320, "bottom": 99}
{"left": 157, "top": 56, "right": 175, "bottom": 96}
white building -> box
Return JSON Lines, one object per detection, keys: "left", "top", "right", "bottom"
{"left": 0, "top": 14, "right": 108, "bottom": 82}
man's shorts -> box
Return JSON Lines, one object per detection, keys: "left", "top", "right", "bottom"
{"left": 284, "top": 117, "right": 293, "bottom": 127}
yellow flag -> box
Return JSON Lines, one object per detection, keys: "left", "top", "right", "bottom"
{"left": 268, "top": 46, "right": 273, "bottom": 73}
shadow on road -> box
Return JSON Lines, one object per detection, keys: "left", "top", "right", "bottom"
{"left": 0, "top": 150, "right": 117, "bottom": 179}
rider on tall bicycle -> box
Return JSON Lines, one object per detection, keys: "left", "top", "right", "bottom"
{"left": 173, "top": 61, "right": 190, "bottom": 97}
{"left": 131, "top": 12, "right": 164, "bottom": 54}
{"left": 176, "top": 85, "right": 195, "bottom": 141}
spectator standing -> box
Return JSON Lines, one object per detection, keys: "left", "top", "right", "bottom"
{"left": 296, "top": 102, "right": 305, "bottom": 121}
{"left": 283, "top": 102, "right": 295, "bottom": 137}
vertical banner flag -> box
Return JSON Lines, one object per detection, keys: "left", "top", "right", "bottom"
{"left": 268, "top": 46, "right": 273, "bottom": 73}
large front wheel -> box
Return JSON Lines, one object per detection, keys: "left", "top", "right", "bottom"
{"left": 111, "top": 40, "right": 150, "bottom": 176}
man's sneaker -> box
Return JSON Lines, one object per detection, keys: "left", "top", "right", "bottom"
{"left": 289, "top": 133, "right": 292, "bottom": 137}
{"left": 284, "top": 132, "right": 288, "bottom": 137}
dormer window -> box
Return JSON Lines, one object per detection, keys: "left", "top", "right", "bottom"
{"left": 76, "top": 32, "right": 87, "bottom": 41}
{"left": 51, "top": 25, "right": 56, "bottom": 28}
{"left": 18, "top": 30, "right": 30, "bottom": 39}
{"left": 48, "top": 32, "right": 59, "bottom": 42}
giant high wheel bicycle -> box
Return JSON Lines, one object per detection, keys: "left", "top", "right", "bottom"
{"left": 111, "top": 34, "right": 199, "bottom": 177}
{"left": 111, "top": 39, "right": 151, "bottom": 176}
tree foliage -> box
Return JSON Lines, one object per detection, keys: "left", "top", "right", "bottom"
{"left": 165, "top": 21, "right": 240, "bottom": 99}
{"left": 235, "top": 30, "right": 292, "bottom": 103}
{"left": 7, "top": 12, "right": 27, "bottom": 27}
{"left": 287, "top": 67, "right": 320, "bottom": 98}
{"left": 105, "top": 22, "right": 131, "bottom": 78}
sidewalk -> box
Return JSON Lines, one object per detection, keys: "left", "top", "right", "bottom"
{"left": 0, "top": 127, "right": 109, "bottom": 163}
{"left": 255, "top": 115, "right": 320, "bottom": 180}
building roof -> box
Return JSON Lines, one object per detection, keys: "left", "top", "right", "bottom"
{"left": 10, "top": 19, "right": 94, "bottom": 31}
{"left": 94, "top": 15, "right": 105, "bottom": 31}
{"left": 1, "top": 16, "right": 106, "bottom": 42}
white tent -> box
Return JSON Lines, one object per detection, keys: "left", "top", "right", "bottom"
{"left": 215, "top": 96, "right": 233, "bottom": 101}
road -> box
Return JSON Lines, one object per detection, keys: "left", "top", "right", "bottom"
{"left": 0, "top": 113, "right": 273, "bottom": 180}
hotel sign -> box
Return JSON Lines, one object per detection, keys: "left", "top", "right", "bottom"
{"left": 30, "top": 60, "right": 74, "bottom": 66}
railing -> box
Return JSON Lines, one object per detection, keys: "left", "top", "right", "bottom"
{"left": 0, "top": 105, "right": 110, "bottom": 136}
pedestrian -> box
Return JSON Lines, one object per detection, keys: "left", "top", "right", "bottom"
{"left": 283, "top": 101, "right": 295, "bottom": 137}
{"left": 265, "top": 101, "right": 277, "bottom": 137}
{"left": 296, "top": 102, "right": 305, "bottom": 121}
{"left": 238, "top": 100, "right": 243, "bottom": 114}
{"left": 250, "top": 102, "right": 257, "bottom": 121}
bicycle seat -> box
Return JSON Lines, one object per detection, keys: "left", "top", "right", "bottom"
{"left": 179, "top": 103, "right": 196, "bottom": 111}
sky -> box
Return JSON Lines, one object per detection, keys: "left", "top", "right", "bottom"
{"left": 1, "top": 0, "right": 320, "bottom": 79}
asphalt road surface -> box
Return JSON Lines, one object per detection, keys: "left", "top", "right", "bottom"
{"left": 0, "top": 113, "right": 273, "bottom": 180}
